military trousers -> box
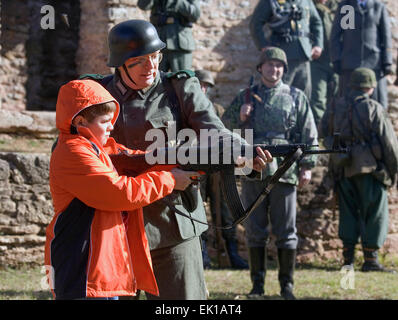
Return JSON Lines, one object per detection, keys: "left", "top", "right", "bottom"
{"left": 283, "top": 59, "right": 312, "bottom": 99}
{"left": 338, "top": 70, "right": 388, "bottom": 109}
{"left": 336, "top": 174, "right": 389, "bottom": 249}
{"left": 310, "top": 62, "right": 339, "bottom": 125}
{"left": 241, "top": 180, "right": 298, "bottom": 249}
{"left": 145, "top": 236, "right": 207, "bottom": 300}
{"left": 159, "top": 49, "right": 193, "bottom": 72}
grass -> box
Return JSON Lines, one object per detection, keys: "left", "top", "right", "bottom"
{"left": 1, "top": 258, "right": 398, "bottom": 300}
{"left": 0, "top": 134, "right": 54, "bottom": 154}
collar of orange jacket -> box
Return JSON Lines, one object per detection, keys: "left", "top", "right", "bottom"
{"left": 55, "top": 79, "right": 120, "bottom": 134}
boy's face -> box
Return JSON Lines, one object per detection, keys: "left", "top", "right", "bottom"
{"left": 74, "top": 112, "right": 114, "bottom": 146}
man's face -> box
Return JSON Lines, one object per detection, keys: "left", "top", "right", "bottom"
{"left": 120, "top": 51, "right": 162, "bottom": 90}
{"left": 260, "top": 59, "right": 284, "bottom": 87}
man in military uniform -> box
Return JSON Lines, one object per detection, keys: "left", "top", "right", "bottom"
{"left": 320, "top": 68, "right": 398, "bottom": 272}
{"left": 310, "top": 0, "right": 339, "bottom": 126}
{"left": 330, "top": 0, "right": 393, "bottom": 109}
{"left": 250, "top": 0, "right": 324, "bottom": 99}
{"left": 195, "top": 69, "right": 249, "bottom": 270}
{"left": 82, "top": 20, "right": 272, "bottom": 300}
{"left": 138, "top": 0, "right": 200, "bottom": 72}
{"left": 222, "top": 47, "right": 318, "bottom": 299}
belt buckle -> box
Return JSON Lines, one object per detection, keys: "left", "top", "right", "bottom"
{"left": 166, "top": 17, "right": 175, "bottom": 24}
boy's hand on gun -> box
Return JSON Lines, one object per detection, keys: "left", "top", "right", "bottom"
{"left": 171, "top": 168, "right": 201, "bottom": 191}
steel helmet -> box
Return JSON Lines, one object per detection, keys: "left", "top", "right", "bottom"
{"left": 257, "top": 47, "right": 288, "bottom": 72}
{"left": 350, "top": 68, "right": 377, "bottom": 89}
{"left": 195, "top": 70, "right": 215, "bottom": 87}
{"left": 107, "top": 19, "right": 166, "bottom": 67}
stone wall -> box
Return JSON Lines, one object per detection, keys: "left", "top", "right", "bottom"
{"left": 0, "top": 153, "right": 53, "bottom": 266}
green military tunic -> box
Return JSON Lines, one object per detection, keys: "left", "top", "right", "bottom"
{"left": 320, "top": 91, "right": 398, "bottom": 248}
{"left": 310, "top": 0, "right": 339, "bottom": 125}
{"left": 330, "top": 0, "right": 393, "bottom": 108}
{"left": 104, "top": 70, "right": 227, "bottom": 299}
{"left": 138, "top": 0, "right": 200, "bottom": 72}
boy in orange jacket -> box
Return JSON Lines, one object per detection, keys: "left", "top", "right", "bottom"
{"left": 45, "top": 79, "right": 197, "bottom": 299}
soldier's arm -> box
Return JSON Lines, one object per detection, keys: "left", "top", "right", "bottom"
{"left": 309, "top": 0, "right": 324, "bottom": 50}
{"left": 137, "top": 0, "right": 155, "bottom": 10}
{"left": 296, "top": 91, "right": 318, "bottom": 169}
{"left": 173, "top": 0, "right": 201, "bottom": 22}
{"left": 379, "top": 3, "right": 393, "bottom": 69}
{"left": 370, "top": 102, "right": 398, "bottom": 179}
{"left": 249, "top": 0, "right": 272, "bottom": 50}
{"left": 172, "top": 76, "right": 226, "bottom": 133}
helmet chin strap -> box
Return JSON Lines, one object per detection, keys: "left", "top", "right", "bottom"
{"left": 122, "top": 63, "right": 137, "bottom": 86}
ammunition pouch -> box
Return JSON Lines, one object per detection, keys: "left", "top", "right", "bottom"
{"left": 344, "top": 142, "right": 377, "bottom": 178}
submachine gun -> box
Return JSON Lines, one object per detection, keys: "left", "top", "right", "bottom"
{"left": 110, "top": 134, "right": 347, "bottom": 229}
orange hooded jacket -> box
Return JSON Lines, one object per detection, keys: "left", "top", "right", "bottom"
{"left": 45, "top": 79, "right": 175, "bottom": 299}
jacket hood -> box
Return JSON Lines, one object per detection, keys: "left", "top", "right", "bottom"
{"left": 56, "top": 79, "right": 120, "bottom": 134}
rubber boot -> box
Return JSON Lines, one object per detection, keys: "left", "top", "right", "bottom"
{"left": 248, "top": 247, "right": 266, "bottom": 296}
{"left": 342, "top": 245, "right": 355, "bottom": 267}
{"left": 361, "top": 248, "right": 396, "bottom": 273}
{"left": 278, "top": 248, "right": 297, "bottom": 300}
{"left": 226, "top": 239, "right": 249, "bottom": 270}
{"left": 201, "top": 239, "right": 212, "bottom": 269}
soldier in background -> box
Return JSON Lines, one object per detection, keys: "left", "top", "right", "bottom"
{"left": 310, "top": 0, "right": 339, "bottom": 126}
{"left": 222, "top": 47, "right": 318, "bottom": 300}
{"left": 137, "top": 0, "right": 200, "bottom": 72}
{"left": 320, "top": 68, "right": 398, "bottom": 272}
{"left": 330, "top": 0, "right": 393, "bottom": 109}
{"left": 250, "top": 0, "right": 324, "bottom": 99}
{"left": 195, "top": 69, "right": 249, "bottom": 270}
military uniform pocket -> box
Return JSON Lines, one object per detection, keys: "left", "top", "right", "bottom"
{"left": 178, "top": 27, "right": 195, "bottom": 51}
{"left": 344, "top": 143, "right": 377, "bottom": 177}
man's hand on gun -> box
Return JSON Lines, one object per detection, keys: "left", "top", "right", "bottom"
{"left": 172, "top": 147, "right": 272, "bottom": 191}
{"left": 236, "top": 146, "right": 273, "bottom": 172}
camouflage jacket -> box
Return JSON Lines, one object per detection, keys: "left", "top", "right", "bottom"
{"left": 137, "top": 0, "right": 200, "bottom": 52}
{"left": 222, "top": 80, "right": 318, "bottom": 185}
{"left": 320, "top": 90, "right": 398, "bottom": 186}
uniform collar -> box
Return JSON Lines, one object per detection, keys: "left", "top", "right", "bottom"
{"left": 113, "top": 71, "right": 160, "bottom": 100}
{"left": 259, "top": 79, "right": 284, "bottom": 91}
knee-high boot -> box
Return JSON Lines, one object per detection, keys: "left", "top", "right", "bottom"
{"left": 278, "top": 248, "right": 297, "bottom": 300}
{"left": 248, "top": 247, "right": 266, "bottom": 296}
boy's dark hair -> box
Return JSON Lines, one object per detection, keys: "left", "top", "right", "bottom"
{"left": 77, "top": 101, "right": 117, "bottom": 122}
